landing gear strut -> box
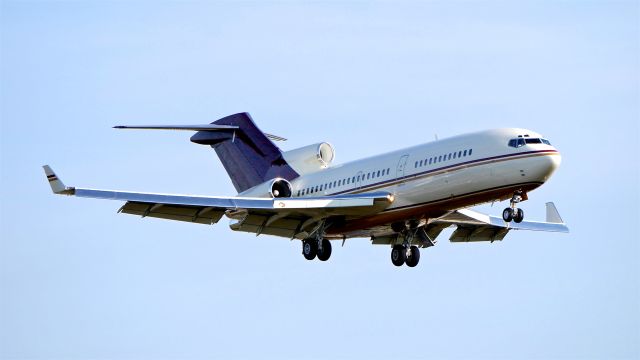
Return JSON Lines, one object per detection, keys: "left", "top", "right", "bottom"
{"left": 503, "top": 191, "right": 525, "bottom": 223}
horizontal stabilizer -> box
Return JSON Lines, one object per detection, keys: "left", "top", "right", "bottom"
{"left": 114, "top": 124, "right": 239, "bottom": 131}
{"left": 113, "top": 125, "right": 286, "bottom": 141}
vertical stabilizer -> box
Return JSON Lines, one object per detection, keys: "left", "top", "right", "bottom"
{"left": 190, "top": 113, "right": 298, "bottom": 192}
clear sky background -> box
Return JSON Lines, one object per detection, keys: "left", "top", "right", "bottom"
{"left": 1, "top": 1, "right": 638, "bottom": 359}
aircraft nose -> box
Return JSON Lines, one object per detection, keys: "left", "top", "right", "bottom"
{"left": 539, "top": 151, "right": 561, "bottom": 182}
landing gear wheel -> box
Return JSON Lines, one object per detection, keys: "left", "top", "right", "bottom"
{"left": 302, "top": 240, "right": 317, "bottom": 260}
{"left": 405, "top": 246, "right": 420, "bottom": 267}
{"left": 391, "top": 245, "right": 406, "bottom": 267}
{"left": 514, "top": 208, "right": 524, "bottom": 223}
{"left": 317, "top": 239, "right": 332, "bottom": 261}
{"left": 502, "top": 208, "right": 514, "bottom": 222}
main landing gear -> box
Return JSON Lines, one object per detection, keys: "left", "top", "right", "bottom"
{"left": 301, "top": 221, "right": 332, "bottom": 262}
{"left": 502, "top": 191, "right": 525, "bottom": 223}
{"left": 302, "top": 238, "right": 332, "bottom": 261}
{"left": 391, "top": 245, "right": 420, "bottom": 267}
{"left": 389, "top": 220, "right": 434, "bottom": 267}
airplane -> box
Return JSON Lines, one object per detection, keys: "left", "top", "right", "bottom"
{"left": 44, "top": 112, "right": 568, "bottom": 267}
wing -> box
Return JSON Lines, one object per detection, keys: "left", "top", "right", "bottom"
{"left": 43, "top": 166, "right": 393, "bottom": 238}
{"left": 432, "top": 203, "right": 569, "bottom": 243}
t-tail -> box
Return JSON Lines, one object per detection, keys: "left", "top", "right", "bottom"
{"left": 115, "top": 112, "right": 299, "bottom": 192}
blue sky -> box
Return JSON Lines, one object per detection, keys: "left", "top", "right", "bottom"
{"left": 1, "top": 1, "right": 638, "bottom": 359}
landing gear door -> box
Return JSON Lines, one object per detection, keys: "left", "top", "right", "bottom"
{"left": 396, "top": 155, "right": 409, "bottom": 181}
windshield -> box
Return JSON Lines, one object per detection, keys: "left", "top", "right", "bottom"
{"left": 508, "top": 137, "right": 551, "bottom": 148}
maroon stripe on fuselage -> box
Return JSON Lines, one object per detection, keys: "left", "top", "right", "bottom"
{"left": 326, "top": 149, "right": 558, "bottom": 196}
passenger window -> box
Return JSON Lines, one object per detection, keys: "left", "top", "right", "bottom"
{"left": 448, "top": 154, "right": 452, "bottom": 160}
{"left": 458, "top": 151, "right": 462, "bottom": 158}
{"left": 429, "top": 158, "right": 432, "bottom": 165}
{"left": 453, "top": 152, "right": 457, "bottom": 159}
{"left": 414, "top": 161, "right": 418, "bottom": 168}
{"left": 367, "top": 173, "right": 370, "bottom": 180}
{"left": 469, "top": 149, "right": 473, "bottom": 155}
{"left": 463, "top": 150, "right": 467, "bottom": 156}
{"left": 377, "top": 170, "right": 381, "bottom": 177}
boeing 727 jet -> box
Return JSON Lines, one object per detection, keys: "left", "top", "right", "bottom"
{"left": 44, "top": 112, "right": 568, "bottom": 267}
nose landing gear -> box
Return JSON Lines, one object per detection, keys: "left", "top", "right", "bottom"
{"left": 503, "top": 191, "right": 525, "bottom": 223}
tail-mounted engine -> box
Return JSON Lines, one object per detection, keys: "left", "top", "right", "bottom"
{"left": 282, "top": 142, "right": 335, "bottom": 175}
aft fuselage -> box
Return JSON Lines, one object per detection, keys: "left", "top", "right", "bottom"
{"left": 288, "top": 128, "right": 561, "bottom": 237}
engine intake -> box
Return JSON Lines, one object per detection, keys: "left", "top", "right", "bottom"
{"left": 271, "top": 179, "right": 292, "bottom": 198}
{"left": 282, "top": 142, "right": 335, "bottom": 175}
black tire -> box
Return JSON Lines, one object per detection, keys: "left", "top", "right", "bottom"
{"left": 502, "top": 208, "right": 514, "bottom": 222}
{"left": 317, "top": 239, "right": 332, "bottom": 261}
{"left": 406, "top": 246, "right": 420, "bottom": 267}
{"left": 391, "top": 245, "right": 406, "bottom": 267}
{"left": 302, "top": 240, "right": 317, "bottom": 260}
{"left": 514, "top": 208, "right": 524, "bottom": 223}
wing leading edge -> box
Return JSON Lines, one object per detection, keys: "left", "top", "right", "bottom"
{"left": 43, "top": 165, "right": 394, "bottom": 228}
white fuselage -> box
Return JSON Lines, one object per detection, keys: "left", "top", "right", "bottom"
{"left": 288, "top": 128, "right": 560, "bottom": 234}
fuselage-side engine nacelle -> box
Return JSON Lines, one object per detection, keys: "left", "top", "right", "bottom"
{"left": 282, "top": 142, "right": 335, "bottom": 175}
{"left": 238, "top": 178, "right": 293, "bottom": 198}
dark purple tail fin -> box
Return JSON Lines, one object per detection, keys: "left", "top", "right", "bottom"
{"left": 190, "top": 113, "right": 298, "bottom": 193}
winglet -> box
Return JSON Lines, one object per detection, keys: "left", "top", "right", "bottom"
{"left": 42, "top": 165, "right": 74, "bottom": 195}
{"left": 546, "top": 202, "right": 564, "bottom": 224}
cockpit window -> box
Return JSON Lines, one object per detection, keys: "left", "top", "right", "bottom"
{"left": 508, "top": 138, "right": 526, "bottom": 148}
{"left": 509, "top": 137, "right": 551, "bottom": 147}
